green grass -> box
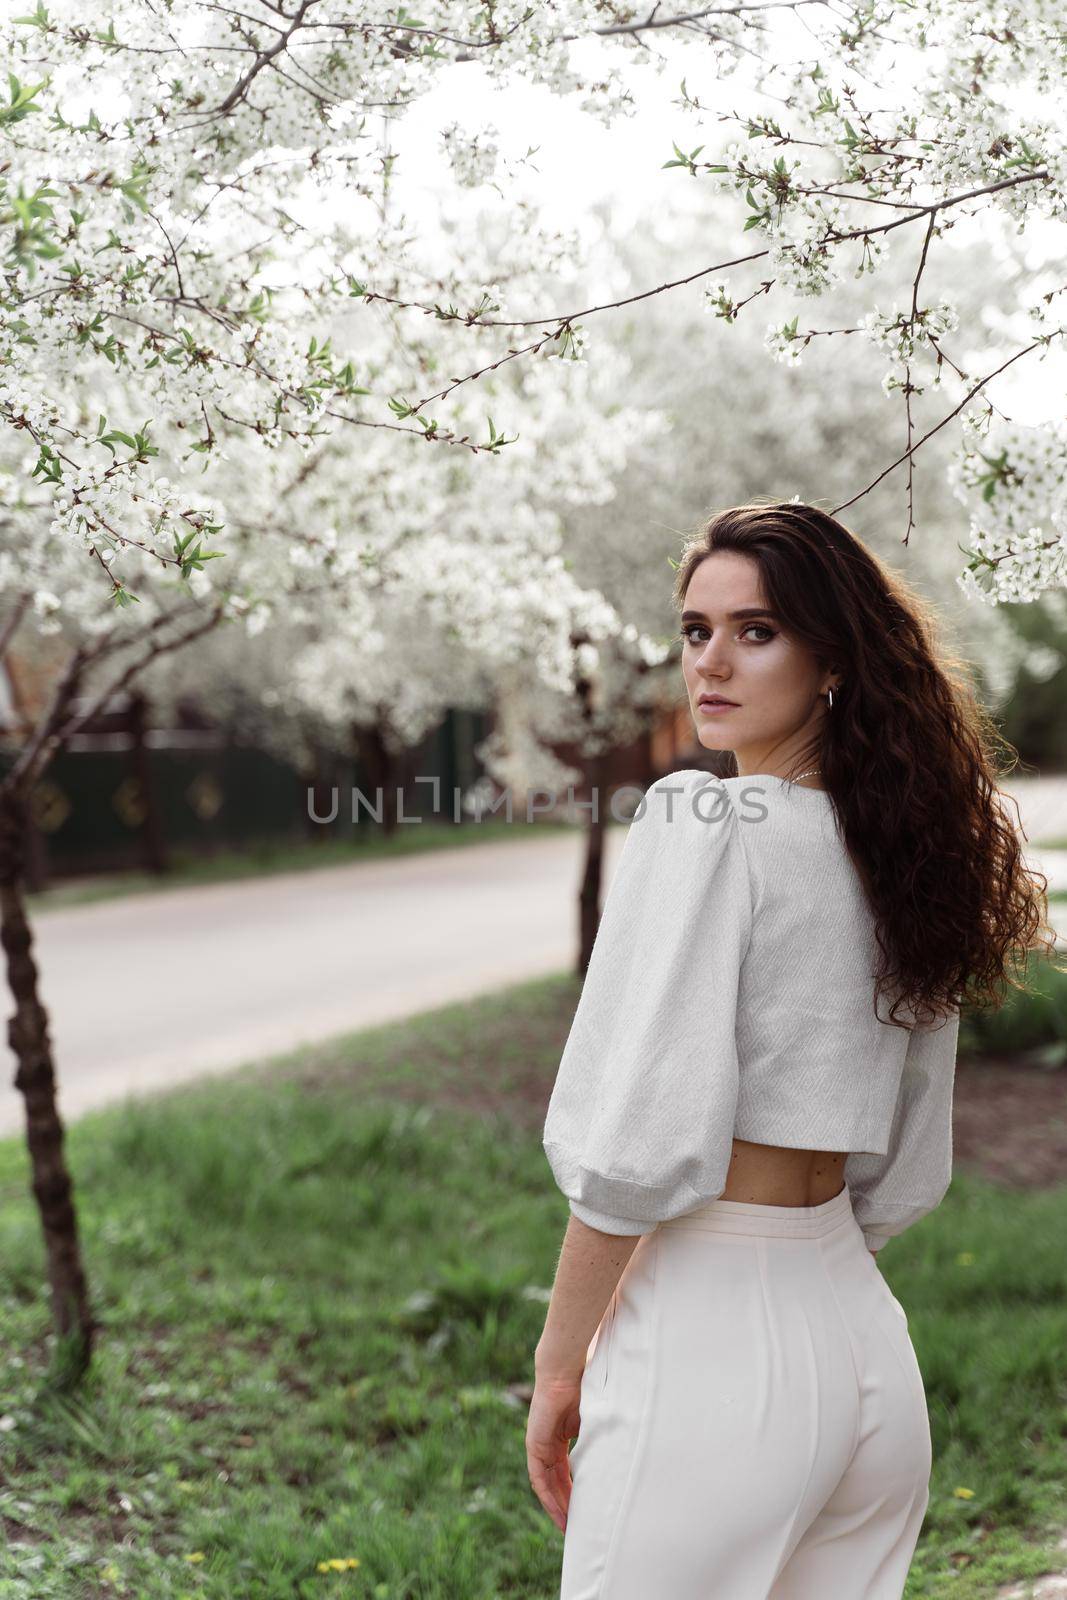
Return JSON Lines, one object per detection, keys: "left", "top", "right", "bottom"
{"left": 25, "top": 818, "right": 583, "bottom": 912}
{"left": 0, "top": 975, "right": 1065, "bottom": 1599}
{"left": 958, "top": 949, "right": 1067, "bottom": 1065}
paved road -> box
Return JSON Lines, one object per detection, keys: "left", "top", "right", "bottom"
{"left": 0, "top": 830, "right": 608, "bottom": 1139}
{"left": 993, "top": 774, "right": 1067, "bottom": 897}
{"left": 1001, "top": 774, "right": 1067, "bottom": 847}
{"left": 1, "top": 775, "right": 1064, "bottom": 1139}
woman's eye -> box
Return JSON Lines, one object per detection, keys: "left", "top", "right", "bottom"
{"left": 680, "top": 623, "right": 775, "bottom": 644}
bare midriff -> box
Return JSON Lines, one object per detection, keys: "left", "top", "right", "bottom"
{"left": 720, "top": 1138, "right": 848, "bottom": 1207}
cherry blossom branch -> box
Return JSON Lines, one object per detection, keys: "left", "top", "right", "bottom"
{"left": 354, "top": 167, "right": 1050, "bottom": 334}
{"left": 902, "top": 210, "right": 937, "bottom": 545}
{"left": 211, "top": 0, "right": 320, "bottom": 116}
{"left": 830, "top": 331, "right": 1064, "bottom": 522}
{"left": 338, "top": 168, "right": 1049, "bottom": 420}
{"left": 103, "top": 309, "right": 508, "bottom": 453}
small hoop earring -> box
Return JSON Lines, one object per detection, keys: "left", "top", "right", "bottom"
{"left": 826, "top": 687, "right": 834, "bottom": 710}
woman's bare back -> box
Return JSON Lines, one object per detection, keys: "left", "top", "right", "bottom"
{"left": 722, "top": 1138, "right": 848, "bottom": 1207}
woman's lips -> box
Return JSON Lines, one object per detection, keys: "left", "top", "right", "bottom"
{"left": 699, "top": 699, "right": 738, "bottom": 713}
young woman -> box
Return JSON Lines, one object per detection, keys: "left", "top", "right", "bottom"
{"left": 526, "top": 500, "right": 1060, "bottom": 1599}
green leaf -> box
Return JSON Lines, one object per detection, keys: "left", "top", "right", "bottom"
{"left": 13, "top": 3, "right": 50, "bottom": 28}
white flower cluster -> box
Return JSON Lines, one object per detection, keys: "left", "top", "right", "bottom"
{"left": 914, "top": 97, "right": 1066, "bottom": 226}
{"left": 577, "top": 62, "right": 643, "bottom": 127}
{"left": 48, "top": 459, "right": 223, "bottom": 588}
{"left": 324, "top": 100, "right": 360, "bottom": 133}
{"left": 439, "top": 122, "right": 502, "bottom": 189}
{"left": 0, "top": 375, "right": 63, "bottom": 438}
{"left": 1, "top": 0, "right": 1066, "bottom": 633}
{"left": 574, "top": 640, "right": 600, "bottom": 677}
{"left": 288, "top": 525, "right": 342, "bottom": 570}
{"left": 859, "top": 300, "right": 960, "bottom": 396}
{"left": 861, "top": 301, "right": 959, "bottom": 360}
{"left": 769, "top": 221, "right": 845, "bottom": 299}
{"left": 703, "top": 281, "right": 737, "bottom": 322}
{"left": 32, "top": 588, "right": 63, "bottom": 636}
{"left": 949, "top": 421, "right": 1067, "bottom": 603}
{"left": 764, "top": 321, "right": 803, "bottom": 367}
{"left": 1023, "top": 641, "right": 1066, "bottom": 682}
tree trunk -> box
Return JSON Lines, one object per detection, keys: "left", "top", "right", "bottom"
{"left": 300, "top": 742, "right": 337, "bottom": 840}
{"left": 577, "top": 753, "right": 608, "bottom": 977}
{"left": 0, "top": 784, "right": 95, "bottom": 1386}
{"left": 20, "top": 793, "right": 49, "bottom": 894}
{"left": 2, "top": 653, "right": 49, "bottom": 894}
{"left": 128, "top": 691, "right": 169, "bottom": 875}
{"left": 357, "top": 721, "right": 399, "bottom": 836}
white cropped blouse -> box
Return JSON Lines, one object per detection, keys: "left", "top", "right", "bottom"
{"left": 542, "top": 770, "right": 960, "bottom": 1252}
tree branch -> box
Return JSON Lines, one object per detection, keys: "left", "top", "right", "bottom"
{"left": 830, "top": 332, "right": 1063, "bottom": 522}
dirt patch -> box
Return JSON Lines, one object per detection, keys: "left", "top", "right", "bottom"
{"left": 371, "top": 1045, "right": 1067, "bottom": 1193}
{"left": 267, "top": 978, "right": 1067, "bottom": 1193}
{"left": 953, "top": 1057, "right": 1067, "bottom": 1189}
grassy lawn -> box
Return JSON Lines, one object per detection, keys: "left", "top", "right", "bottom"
{"left": 25, "top": 818, "right": 585, "bottom": 913}
{"left": 0, "top": 975, "right": 1065, "bottom": 1599}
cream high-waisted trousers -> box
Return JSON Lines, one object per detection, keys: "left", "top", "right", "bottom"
{"left": 560, "top": 1183, "right": 932, "bottom": 1600}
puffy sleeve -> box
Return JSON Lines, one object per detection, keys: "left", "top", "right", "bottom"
{"left": 844, "top": 1007, "right": 960, "bottom": 1253}
{"left": 542, "top": 771, "right": 753, "bottom": 1235}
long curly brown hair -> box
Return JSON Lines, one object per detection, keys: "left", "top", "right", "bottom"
{"left": 672, "top": 498, "right": 1064, "bottom": 1028}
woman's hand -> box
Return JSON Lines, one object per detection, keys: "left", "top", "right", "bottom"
{"left": 526, "top": 1368, "right": 583, "bottom": 1534}
{"left": 527, "top": 1215, "right": 638, "bottom": 1532}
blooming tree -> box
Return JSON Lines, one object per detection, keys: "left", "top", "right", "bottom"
{"left": 455, "top": 194, "right": 1064, "bottom": 968}
{"left": 0, "top": 176, "right": 669, "bottom": 1375}
{"left": 586, "top": 189, "right": 1059, "bottom": 701}
{"left": 135, "top": 292, "right": 668, "bottom": 820}
{"left": 2, "top": 0, "right": 1065, "bottom": 621}
{"left": 2, "top": 0, "right": 1066, "bottom": 1378}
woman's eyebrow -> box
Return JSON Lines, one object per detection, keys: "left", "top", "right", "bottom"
{"left": 680, "top": 607, "right": 781, "bottom": 622}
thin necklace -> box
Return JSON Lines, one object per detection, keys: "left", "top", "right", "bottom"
{"left": 793, "top": 768, "right": 821, "bottom": 784}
